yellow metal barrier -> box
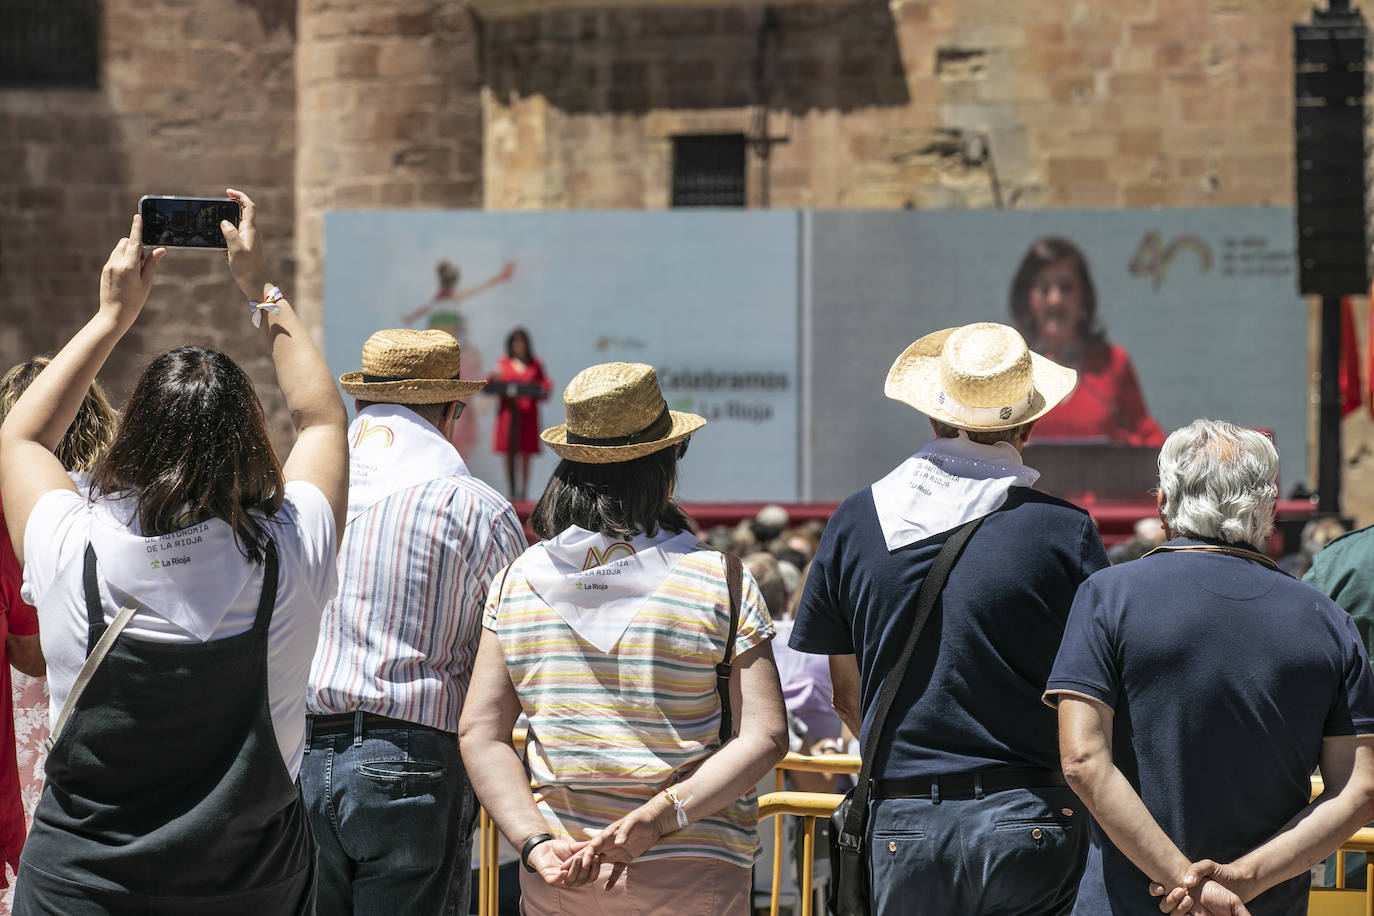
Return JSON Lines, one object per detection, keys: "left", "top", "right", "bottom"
{"left": 758, "top": 791, "right": 847, "bottom": 916}
{"left": 776, "top": 752, "right": 862, "bottom": 778}
{"left": 766, "top": 754, "right": 860, "bottom": 915}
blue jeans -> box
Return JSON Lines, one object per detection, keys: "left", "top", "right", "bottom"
{"left": 867, "top": 786, "right": 1088, "bottom": 915}
{"left": 300, "top": 724, "right": 476, "bottom": 916}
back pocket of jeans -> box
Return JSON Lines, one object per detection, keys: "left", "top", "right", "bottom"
{"left": 357, "top": 760, "right": 447, "bottom": 781}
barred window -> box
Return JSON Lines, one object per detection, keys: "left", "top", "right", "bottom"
{"left": 0, "top": 0, "right": 100, "bottom": 88}
{"left": 671, "top": 134, "right": 746, "bottom": 207}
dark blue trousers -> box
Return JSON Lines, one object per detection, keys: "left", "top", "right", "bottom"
{"left": 867, "top": 786, "right": 1088, "bottom": 915}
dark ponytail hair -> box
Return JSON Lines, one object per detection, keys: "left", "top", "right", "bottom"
{"left": 90, "top": 346, "right": 284, "bottom": 563}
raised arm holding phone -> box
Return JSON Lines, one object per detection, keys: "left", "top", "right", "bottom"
{"left": 0, "top": 190, "right": 348, "bottom": 916}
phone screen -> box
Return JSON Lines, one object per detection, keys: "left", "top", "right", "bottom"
{"left": 138, "top": 196, "right": 240, "bottom": 249}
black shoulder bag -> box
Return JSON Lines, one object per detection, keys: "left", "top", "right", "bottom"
{"left": 717, "top": 552, "right": 743, "bottom": 742}
{"left": 827, "top": 516, "right": 984, "bottom": 916}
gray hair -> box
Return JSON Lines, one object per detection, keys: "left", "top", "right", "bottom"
{"left": 1157, "top": 419, "right": 1278, "bottom": 548}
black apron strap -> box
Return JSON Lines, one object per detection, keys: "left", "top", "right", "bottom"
{"left": 82, "top": 545, "right": 106, "bottom": 656}
{"left": 252, "top": 540, "right": 280, "bottom": 632}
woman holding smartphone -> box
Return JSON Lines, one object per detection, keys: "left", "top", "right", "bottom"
{"left": 0, "top": 191, "right": 348, "bottom": 915}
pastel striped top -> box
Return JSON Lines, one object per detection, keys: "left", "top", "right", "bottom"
{"left": 484, "top": 545, "right": 775, "bottom": 867}
{"left": 309, "top": 475, "right": 526, "bottom": 733}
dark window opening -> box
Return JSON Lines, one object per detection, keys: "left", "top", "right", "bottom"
{"left": 0, "top": 0, "right": 100, "bottom": 89}
{"left": 672, "top": 134, "right": 747, "bottom": 207}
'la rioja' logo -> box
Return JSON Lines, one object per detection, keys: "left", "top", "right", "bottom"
{"left": 583, "top": 542, "right": 635, "bottom": 570}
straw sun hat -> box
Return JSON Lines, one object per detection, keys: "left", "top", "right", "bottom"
{"left": 541, "top": 362, "right": 706, "bottom": 463}
{"left": 339, "top": 329, "right": 487, "bottom": 404}
{"left": 885, "top": 322, "right": 1077, "bottom": 431}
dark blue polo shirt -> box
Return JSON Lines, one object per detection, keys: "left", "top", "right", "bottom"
{"left": 1047, "top": 538, "right": 1374, "bottom": 916}
{"left": 790, "top": 485, "right": 1108, "bottom": 779}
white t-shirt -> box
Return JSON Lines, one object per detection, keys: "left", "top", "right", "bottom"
{"left": 21, "top": 481, "right": 338, "bottom": 780}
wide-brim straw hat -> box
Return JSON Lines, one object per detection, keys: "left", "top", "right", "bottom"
{"left": 541, "top": 362, "right": 706, "bottom": 463}
{"left": 884, "top": 322, "right": 1077, "bottom": 431}
{"left": 339, "top": 329, "right": 487, "bottom": 404}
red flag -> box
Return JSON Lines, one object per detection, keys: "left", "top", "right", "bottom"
{"left": 1342, "top": 295, "right": 1361, "bottom": 417}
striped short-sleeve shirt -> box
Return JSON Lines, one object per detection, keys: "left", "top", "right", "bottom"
{"left": 484, "top": 545, "right": 775, "bottom": 867}
{"left": 309, "top": 475, "right": 526, "bottom": 733}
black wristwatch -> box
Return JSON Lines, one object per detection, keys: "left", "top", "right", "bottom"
{"left": 521, "top": 833, "right": 555, "bottom": 872}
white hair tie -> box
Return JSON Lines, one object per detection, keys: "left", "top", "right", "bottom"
{"left": 249, "top": 286, "right": 285, "bottom": 328}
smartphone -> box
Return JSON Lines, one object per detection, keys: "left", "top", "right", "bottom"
{"left": 138, "top": 195, "right": 240, "bottom": 249}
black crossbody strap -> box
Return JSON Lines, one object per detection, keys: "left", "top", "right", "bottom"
{"left": 841, "top": 515, "right": 985, "bottom": 842}
{"left": 717, "top": 552, "right": 743, "bottom": 743}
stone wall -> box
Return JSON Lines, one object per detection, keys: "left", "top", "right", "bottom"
{"left": 0, "top": 0, "right": 297, "bottom": 439}
{"left": 294, "top": 0, "right": 484, "bottom": 341}
{"left": 482, "top": 0, "right": 1308, "bottom": 211}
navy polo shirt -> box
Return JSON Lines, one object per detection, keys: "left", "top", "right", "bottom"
{"left": 790, "top": 485, "right": 1108, "bottom": 780}
{"left": 1047, "top": 538, "right": 1374, "bottom": 916}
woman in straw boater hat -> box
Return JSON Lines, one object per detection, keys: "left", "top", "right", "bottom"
{"left": 0, "top": 192, "right": 347, "bottom": 914}
{"left": 460, "top": 362, "right": 788, "bottom": 914}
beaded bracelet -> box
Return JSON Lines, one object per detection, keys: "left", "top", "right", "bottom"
{"left": 249, "top": 286, "right": 285, "bottom": 328}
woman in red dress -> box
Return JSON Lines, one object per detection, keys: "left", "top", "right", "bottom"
{"left": 492, "top": 328, "right": 551, "bottom": 500}
{"left": 1009, "top": 237, "right": 1165, "bottom": 447}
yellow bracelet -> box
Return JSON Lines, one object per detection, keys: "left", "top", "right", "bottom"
{"left": 663, "top": 785, "right": 691, "bottom": 829}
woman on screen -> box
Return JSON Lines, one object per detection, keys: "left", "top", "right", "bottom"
{"left": 1009, "top": 237, "right": 1165, "bottom": 446}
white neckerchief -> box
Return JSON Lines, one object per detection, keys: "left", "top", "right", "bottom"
{"left": 345, "top": 404, "right": 469, "bottom": 524}
{"left": 523, "top": 526, "right": 701, "bottom": 653}
{"left": 871, "top": 433, "right": 1040, "bottom": 551}
{"left": 88, "top": 494, "right": 260, "bottom": 641}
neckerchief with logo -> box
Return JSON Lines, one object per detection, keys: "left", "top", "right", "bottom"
{"left": 87, "top": 494, "right": 259, "bottom": 641}
{"left": 345, "top": 403, "right": 469, "bottom": 524}
{"left": 871, "top": 433, "right": 1040, "bottom": 551}
{"left": 523, "top": 526, "right": 701, "bottom": 653}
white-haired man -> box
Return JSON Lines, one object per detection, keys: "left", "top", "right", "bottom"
{"left": 1048, "top": 419, "right": 1374, "bottom": 915}
{"left": 791, "top": 322, "right": 1110, "bottom": 914}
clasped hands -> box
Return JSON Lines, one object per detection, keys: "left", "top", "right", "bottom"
{"left": 1148, "top": 860, "right": 1255, "bottom": 916}
{"left": 525, "top": 795, "right": 676, "bottom": 890}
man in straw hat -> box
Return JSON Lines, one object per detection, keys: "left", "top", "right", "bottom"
{"left": 791, "top": 322, "right": 1109, "bottom": 914}
{"left": 301, "top": 329, "right": 526, "bottom": 916}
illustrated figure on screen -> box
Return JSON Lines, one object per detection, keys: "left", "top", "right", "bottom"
{"left": 404, "top": 258, "right": 516, "bottom": 460}
{"left": 489, "top": 328, "right": 552, "bottom": 502}
{"left": 404, "top": 258, "right": 515, "bottom": 338}
{"left": 1009, "top": 237, "right": 1165, "bottom": 446}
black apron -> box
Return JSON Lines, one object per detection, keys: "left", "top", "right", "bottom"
{"left": 14, "top": 541, "right": 317, "bottom": 915}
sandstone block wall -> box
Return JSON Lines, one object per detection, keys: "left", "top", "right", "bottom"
{"left": 482, "top": 0, "right": 1309, "bottom": 212}
{"left": 0, "top": 0, "right": 297, "bottom": 440}
{"left": 294, "top": 0, "right": 484, "bottom": 337}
